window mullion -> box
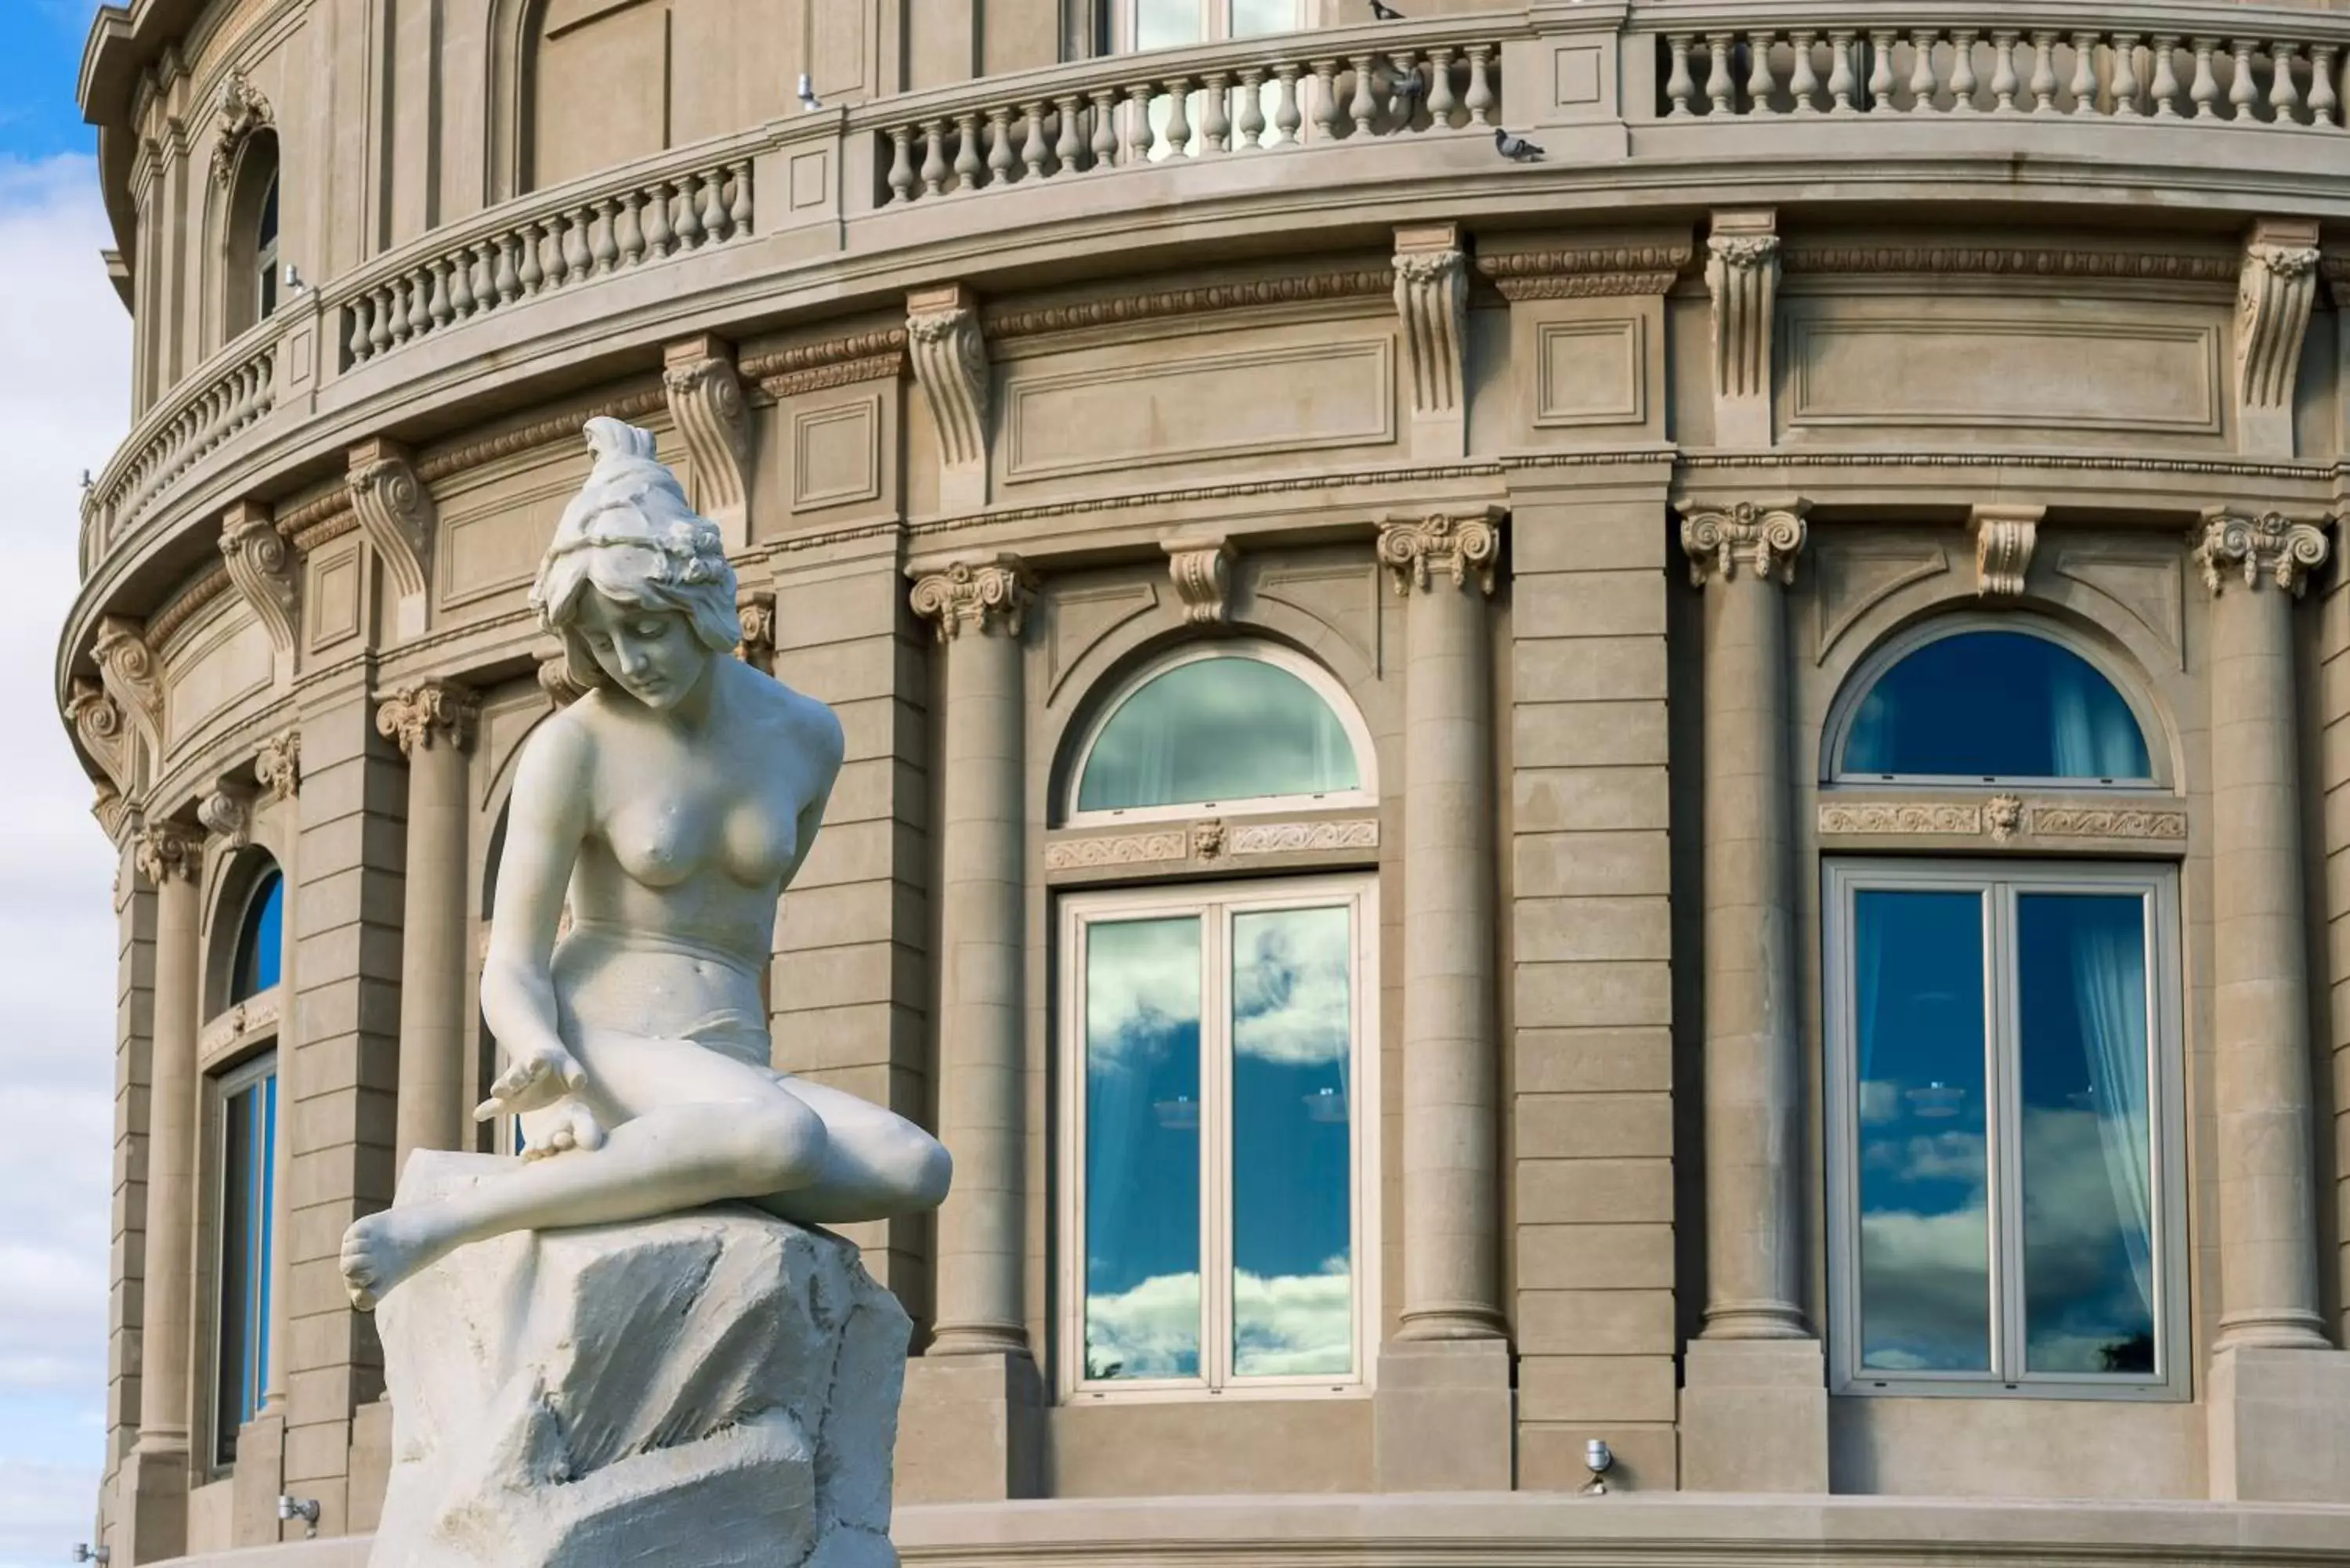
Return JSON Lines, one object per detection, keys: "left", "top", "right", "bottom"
{"left": 1204, "top": 899, "right": 1232, "bottom": 1393}
{"left": 1990, "top": 880, "right": 2026, "bottom": 1385}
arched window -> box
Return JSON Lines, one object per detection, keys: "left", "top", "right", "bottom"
{"left": 1833, "top": 625, "right": 2155, "bottom": 786}
{"left": 1068, "top": 645, "right": 1374, "bottom": 823}
{"left": 220, "top": 130, "right": 281, "bottom": 341}
{"left": 231, "top": 869, "right": 284, "bottom": 1002}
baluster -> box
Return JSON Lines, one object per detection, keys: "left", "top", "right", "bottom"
{"left": 1089, "top": 89, "right": 1119, "bottom": 166}
{"left": 347, "top": 296, "right": 374, "bottom": 364}
{"left": 443, "top": 255, "right": 470, "bottom": 321}
{"left": 1426, "top": 48, "right": 1458, "bottom": 127}
{"left": 407, "top": 269, "right": 432, "bottom": 337}
{"left": 2190, "top": 38, "right": 2220, "bottom": 118}
{"left": 2311, "top": 45, "right": 2341, "bottom": 128}
{"left": 1708, "top": 37, "right": 1736, "bottom": 115}
{"left": 1273, "top": 63, "right": 1305, "bottom": 145}
{"left": 673, "top": 177, "right": 707, "bottom": 249}
{"left": 1346, "top": 56, "right": 1377, "bottom": 135}
{"left": 730, "top": 165, "right": 754, "bottom": 236}
{"left": 1236, "top": 70, "right": 1267, "bottom": 146}
{"left": 1748, "top": 30, "right": 1781, "bottom": 113}
{"left": 563, "top": 207, "right": 595, "bottom": 275}
{"left": 1950, "top": 30, "right": 1980, "bottom": 112}
{"left": 953, "top": 110, "right": 985, "bottom": 189}
{"left": 2070, "top": 34, "right": 2100, "bottom": 115}
{"left": 2151, "top": 37, "right": 2183, "bottom": 117}
{"left": 985, "top": 106, "right": 1017, "bottom": 183}
{"left": 1056, "top": 94, "right": 1086, "bottom": 168}
{"left": 1124, "top": 83, "right": 1157, "bottom": 164}
{"left": 888, "top": 126, "right": 916, "bottom": 203}
{"left": 1311, "top": 60, "right": 1341, "bottom": 142}
{"left": 2228, "top": 39, "right": 2260, "bottom": 121}
{"left": 470, "top": 242, "right": 498, "bottom": 312}
{"left": 1990, "top": 32, "right": 2022, "bottom": 113}
{"left": 700, "top": 170, "right": 730, "bottom": 238}
{"left": 1867, "top": 31, "right": 1895, "bottom": 111}
{"left": 1828, "top": 32, "right": 1858, "bottom": 113}
{"left": 591, "top": 199, "right": 620, "bottom": 271}
{"left": 1789, "top": 32, "right": 1821, "bottom": 114}
{"left": 1907, "top": 28, "right": 1940, "bottom": 112}
{"left": 2029, "top": 32, "right": 2059, "bottom": 113}
{"left": 616, "top": 193, "right": 645, "bottom": 268}
{"left": 1023, "top": 99, "right": 1055, "bottom": 175}
{"left": 1162, "top": 78, "right": 1194, "bottom": 155}
{"left": 383, "top": 278, "right": 410, "bottom": 344}
{"left": 921, "top": 121, "right": 950, "bottom": 195}
{"left": 2270, "top": 42, "right": 2304, "bottom": 125}
{"left": 1665, "top": 35, "right": 1698, "bottom": 117}
{"left": 530, "top": 218, "right": 560, "bottom": 289}
{"left": 1201, "top": 74, "right": 1232, "bottom": 150}
{"left": 642, "top": 182, "right": 675, "bottom": 257}
{"left": 1463, "top": 45, "right": 1495, "bottom": 126}
{"left": 2112, "top": 36, "right": 2142, "bottom": 117}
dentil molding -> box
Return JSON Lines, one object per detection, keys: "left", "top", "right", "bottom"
{"left": 909, "top": 555, "right": 1032, "bottom": 641}
{"left": 2193, "top": 508, "right": 2331, "bottom": 596}
{"left": 1679, "top": 498, "right": 1809, "bottom": 587}
{"left": 377, "top": 680, "right": 481, "bottom": 757}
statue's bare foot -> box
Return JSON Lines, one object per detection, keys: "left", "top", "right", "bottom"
{"left": 340, "top": 1208, "right": 455, "bottom": 1311}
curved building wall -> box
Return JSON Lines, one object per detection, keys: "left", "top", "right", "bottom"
{"left": 54, "top": 0, "right": 2350, "bottom": 1563}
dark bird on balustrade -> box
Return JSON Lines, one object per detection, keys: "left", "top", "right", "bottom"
{"left": 1493, "top": 127, "right": 1546, "bottom": 161}
{"left": 1369, "top": 0, "right": 1405, "bottom": 18}
{"left": 797, "top": 72, "right": 824, "bottom": 111}
{"left": 1388, "top": 65, "right": 1427, "bottom": 103}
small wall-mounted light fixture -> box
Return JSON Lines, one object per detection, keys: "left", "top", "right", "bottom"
{"left": 277, "top": 1494, "right": 321, "bottom": 1538}
{"left": 283, "top": 262, "right": 308, "bottom": 294}
{"left": 1582, "top": 1437, "right": 1614, "bottom": 1495}
{"left": 72, "top": 1545, "right": 112, "bottom": 1563}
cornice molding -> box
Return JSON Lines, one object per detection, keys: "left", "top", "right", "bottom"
{"left": 146, "top": 564, "right": 235, "bottom": 649}
{"left": 1781, "top": 246, "right": 2238, "bottom": 284}
{"left": 411, "top": 388, "right": 668, "bottom": 487}
{"left": 982, "top": 269, "right": 1391, "bottom": 341}
{"left": 1473, "top": 243, "right": 1692, "bottom": 300}
{"left": 743, "top": 328, "right": 908, "bottom": 399}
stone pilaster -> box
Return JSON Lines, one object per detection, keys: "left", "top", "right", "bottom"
{"left": 1394, "top": 223, "right": 1469, "bottom": 461}
{"left": 1676, "top": 497, "right": 1828, "bottom": 1494}
{"left": 378, "top": 681, "right": 479, "bottom": 1172}
{"left": 1373, "top": 511, "right": 1512, "bottom": 1490}
{"left": 1705, "top": 211, "right": 1778, "bottom": 450}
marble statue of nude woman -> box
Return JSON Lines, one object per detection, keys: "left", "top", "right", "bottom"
{"left": 339, "top": 417, "right": 950, "bottom": 1310}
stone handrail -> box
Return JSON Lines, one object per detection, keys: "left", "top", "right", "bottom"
{"left": 858, "top": 14, "right": 1519, "bottom": 206}
{"left": 81, "top": 321, "right": 282, "bottom": 571}
{"left": 329, "top": 138, "right": 761, "bottom": 372}
{"left": 1634, "top": 4, "right": 2348, "bottom": 124}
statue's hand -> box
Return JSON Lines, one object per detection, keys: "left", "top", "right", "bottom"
{"left": 475, "top": 1041, "right": 592, "bottom": 1122}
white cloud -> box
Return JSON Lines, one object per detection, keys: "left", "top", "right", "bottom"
{"left": 1083, "top": 918, "right": 1201, "bottom": 1068}
{"left": 0, "top": 151, "right": 132, "bottom": 1566}
{"left": 1231, "top": 907, "right": 1350, "bottom": 1067}
{"left": 1083, "top": 1270, "right": 1201, "bottom": 1379}
{"left": 1084, "top": 1263, "right": 1356, "bottom": 1382}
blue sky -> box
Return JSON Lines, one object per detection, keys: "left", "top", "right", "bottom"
{"left": 1, "top": 5, "right": 130, "bottom": 1566}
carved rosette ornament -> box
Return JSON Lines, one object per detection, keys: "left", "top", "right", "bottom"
{"left": 2236, "top": 222, "right": 2322, "bottom": 440}
{"left": 1377, "top": 511, "right": 1504, "bottom": 597}
{"left": 909, "top": 557, "right": 1032, "bottom": 641}
{"left": 219, "top": 500, "right": 298, "bottom": 651}
{"left": 376, "top": 680, "right": 481, "bottom": 757}
{"left": 347, "top": 438, "right": 436, "bottom": 611}
{"left": 736, "top": 591, "right": 778, "bottom": 673}
{"left": 197, "top": 782, "right": 255, "bottom": 851}
{"left": 135, "top": 821, "right": 202, "bottom": 886}
{"left": 1394, "top": 226, "right": 1468, "bottom": 451}
{"left": 906, "top": 285, "right": 989, "bottom": 485}
{"left": 1679, "top": 499, "right": 1810, "bottom": 587}
{"left": 1163, "top": 538, "right": 1235, "bottom": 625}
{"left": 255, "top": 727, "right": 302, "bottom": 804}
{"left": 1971, "top": 504, "right": 2042, "bottom": 598}
{"left": 2193, "top": 510, "right": 2330, "bottom": 597}
{"left": 662, "top": 338, "right": 753, "bottom": 549}
{"left": 208, "top": 70, "right": 272, "bottom": 186}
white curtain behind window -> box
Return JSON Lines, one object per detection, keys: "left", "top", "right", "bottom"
{"left": 2049, "top": 658, "right": 2142, "bottom": 779}
{"left": 2070, "top": 909, "right": 2155, "bottom": 1314}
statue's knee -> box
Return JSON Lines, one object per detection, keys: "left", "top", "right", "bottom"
{"left": 721, "top": 1099, "right": 827, "bottom": 1192}
{"left": 898, "top": 1129, "right": 953, "bottom": 1209}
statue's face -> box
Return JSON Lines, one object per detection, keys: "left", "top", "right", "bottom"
{"left": 574, "top": 589, "right": 706, "bottom": 710}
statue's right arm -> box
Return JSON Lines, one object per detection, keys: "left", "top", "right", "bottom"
{"left": 476, "top": 715, "right": 594, "bottom": 1115}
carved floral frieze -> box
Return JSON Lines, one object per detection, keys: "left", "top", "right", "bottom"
{"left": 1820, "top": 800, "right": 2185, "bottom": 841}
{"left": 1046, "top": 816, "right": 1379, "bottom": 870}
{"left": 200, "top": 986, "right": 283, "bottom": 1059}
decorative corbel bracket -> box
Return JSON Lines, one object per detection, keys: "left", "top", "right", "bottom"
{"left": 1394, "top": 223, "right": 1468, "bottom": 461}
{"left": 208, "top": 70, "right": 273, "bottom": 186}
{"left": 906, "top": 284, "right": 990, "bottom": 512}
{"left": 92, "top": 615, "right": 164, "bottom": 774}
{"left": 1705, "top": 210, "right": 1779, "bottom": 450}
{"left": 1971, "top": 504, "right": 2042, "bottom": 598}
{"left": 2236, "top": 218, "right": 2322, "bottom": 459}
{"left": 219, "top": 499, "right": 298, "bottom": 654}
{"left": 1163, "top": 537, "right": 1237, "bottom": 625}
{"left": 347, "top": 437, "right": 435, "bottom": 640}
{"left": 65, "top": 677, "right": 136, "bottom": 799}
{"left": 197, "top": 776, "right": 255, "bottom": 851}
{"left": 663, "top": 335, "right": 754, "bottom": 552}
{"left": 255, "top": 726, "right": 302, "bottom": 804}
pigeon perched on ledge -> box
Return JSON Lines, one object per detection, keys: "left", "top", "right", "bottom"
{"left": 1494, "top": 127, "right": 1546, "bottom": 161}
{"left": 1370, "top": 0, "right": 1405, "bottom": 18}
{"left": 797, "top": 71, "right": 823, "bottom": 111}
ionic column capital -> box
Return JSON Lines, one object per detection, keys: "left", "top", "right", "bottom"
{"left": 2193, "top": 508, "right": 2331, "bottom": 598}
{"left": 1679, "top": 497, "right": 1810, "bottom": 587}
{"left": 1377, "top": 510, "right": 1504, "bottom": 597}
{"left": 909, "top": 555, "right": 1032, "bottom": 641}
{"left": 135, "top": 820, "right": 202, "bottom": 885}
{"left": 376, "top": 679, "right": 481, "bottom": 757}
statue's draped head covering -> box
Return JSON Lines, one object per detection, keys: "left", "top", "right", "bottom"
{"left": 532, "top": 418, "right": 741, "bottom": 689}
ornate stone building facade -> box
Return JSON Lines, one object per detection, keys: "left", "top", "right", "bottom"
{"left": 54, "top": 1, "right": 2350, "bottom": 1563}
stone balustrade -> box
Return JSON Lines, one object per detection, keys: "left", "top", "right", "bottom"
{"left": 1649, "top": 15, "right": 2345, "bottom": 125}
{"left": 83, "top": 331, "right": 279, "bottom": 568}
{"left": 334, "top": 147, "right": 757, "bottom": 370}
{"left": 872, "top": 28, "right": 1505, "bottom": 205}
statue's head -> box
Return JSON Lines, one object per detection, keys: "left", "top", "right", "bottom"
{"left": 532, "top": 418, "right": 740, "bottom": 709}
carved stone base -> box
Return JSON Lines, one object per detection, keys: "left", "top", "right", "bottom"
{"left": 370, "top": 1153, "right": 910, "bottom": 1568}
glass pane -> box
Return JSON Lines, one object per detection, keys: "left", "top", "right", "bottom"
{"left": 1853, "top": 889, "right": 1993, "bottom": 1373}
{"left": 1231, "top": 905, "right": 1354, "bottom": 1378}
{"left": 2017, "top": 893, "right": 2157, "bottom": 1375}
{"left": 233, "top": 871, "right": 284, "bottom": 1001}
{"left": 1078, "top": 657, "right": 1360, "bottom": 814}
{"left": 1227, "top": 0, "right": 1299, "bottom": 36}
{"left": 1133, "top": 0, "right": 1202, "bottom": 49}
{"left": 215, "top": 1073, "right": 273, "bottom": 1461}
{"left": 1083, "top": 916, "right": 1202, "bottom": 1380}
{"left": 1842, "top": 631, "right": 2153, "bottom": 782}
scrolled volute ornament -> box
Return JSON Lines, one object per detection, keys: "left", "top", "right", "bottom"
{"left": 1377, "top": 512, "right": 1503, "bottom": 596}
{"left": 2193, "top": 509, "right": 2331, "bottom": 597}
{"left": 1679, "top": 498, "right": 1810, "bottom": 587}
{"left": 135, "top": 821, "right": 202, "bottom": 885}
{"left": 909, "top": 556, "right": 1031, "bottom": 641}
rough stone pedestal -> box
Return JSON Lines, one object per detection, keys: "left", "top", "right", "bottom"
{"left": 371, "top": 1153, "right": 911, "bottom": 1568}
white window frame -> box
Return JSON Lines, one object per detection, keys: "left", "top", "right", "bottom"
{"left": 1063, "top": 640, "right": 1378, "bottom": 828}
{"left": 1822, "top": 857, "right": 2189, "bottom": 1401}
{"left": 1821, "top": 615, "right": 2169, "bottom": 791}
{"left": 1057, "top": 873, "right": 1379, "bottom": 1403}
{"left": 1107, "top": 0, "right": 1317, "bottom": 52}
{"left": 206, "top": 1046, "right": 279, "bottom": 1471}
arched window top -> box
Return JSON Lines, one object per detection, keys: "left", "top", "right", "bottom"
{"left": 1069, "top": 645, "right": 1374, "bottom": 822}
{"left": 1834, "top": 624, "right": 2157, "bottom": 786}
{"left": 231, "top": 868, "right": 284, "bottom": 1003}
